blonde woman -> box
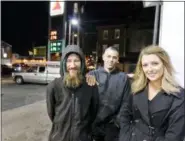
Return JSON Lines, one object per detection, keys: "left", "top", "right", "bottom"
{"left": 119, "top": 45, "right": 184, "bottom": 141}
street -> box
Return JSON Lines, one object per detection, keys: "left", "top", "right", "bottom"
{"left": 2, "top": 79, "right": 51, "bottom": 141}
{"left": 2, "top": 81, "right": 47, "bottom": 111}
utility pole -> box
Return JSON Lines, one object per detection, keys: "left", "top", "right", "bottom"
{"left": 153, "top": 4, "right": 160, "bottom": 44}
{"left": 47, "top": 3, "right": 51, "bottom": 61}
{"left": 62, "top": 2, "right": 67, "bottom": 51}
{"left": 143, "top": 1, "right": 162, "bottom": 45}
{"left": 68, "top": 21, "right": 71, "bottom": 45}
{"left": 77, "top": 4, "right": 84, "bottom": 47}
{"left": 72, "top": 32, "right": 75, "bottom": 44}
{"left": 80, "top": 5, "right": 85, "bottom": 50}
{"left": 67, "top": 2, "right": 82, "bottom": 46}
{"left": 77, "top": 4, "right": 83, "bottom": 46}
{"left": 74, "top": 2, "right": 78, "bottom": 45}
{"left": 77, "top": 23, "right": 80, "bottom": 46}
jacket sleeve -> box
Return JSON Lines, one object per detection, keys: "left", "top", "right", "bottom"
{"left": 91, "top": 85, "right": 107, "bottom": 138}
{"left": 91, "top": 85, "right": 99, "bottom": 123}
{"left": 117, "top": 76, "right": 133, "bottom": 141}
{"left": 116, "top": 75, "right": 131, "bottom": 125}
{"left": 118, "top": 93, "right": 133, "bottom": 141}
{"left": 155, "top": 101, "right": 185, "bottom": 141}
{"left": 46, "top": 80, "right": 56, "bottom": 122}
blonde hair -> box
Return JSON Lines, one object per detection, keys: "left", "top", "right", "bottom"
{"left": 132, "top": 45, "right": 180, "bottom": 95}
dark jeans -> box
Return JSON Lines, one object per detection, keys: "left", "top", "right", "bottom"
{"left": 93, "top": 123, "right": 119, "bottom": 141}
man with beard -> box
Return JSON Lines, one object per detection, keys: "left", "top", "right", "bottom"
{"left": 46, "top": 45, "right": 99, "bottom": 141}
{"left": 86, "top": 47, "right": 131, "bottom": 141}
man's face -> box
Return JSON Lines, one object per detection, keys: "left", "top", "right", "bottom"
{"left": 103, "top": 49, "right": 119, "bottom": 70}
{"left": 66, "top": 53, "right": 81, "bottom": 77}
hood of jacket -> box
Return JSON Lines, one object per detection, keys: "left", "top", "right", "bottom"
{"left": 60, "top": 45, "right": 85, "bottom": 77}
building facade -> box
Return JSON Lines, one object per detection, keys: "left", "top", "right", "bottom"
{"left": 96, "top": 24, "right": 153, "bottom": 72}
{"left": 1, "top": 40, "right": 12, "bottom": 66}
{"left": 97, "top": 24, "right": 126, "bottom": 57}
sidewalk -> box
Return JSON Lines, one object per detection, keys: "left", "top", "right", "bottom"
{"left": 2, "top": 100, "right": 51, "bottom": 141}
{"left": 1, "top": 75, "right": 12, "bottom": 79}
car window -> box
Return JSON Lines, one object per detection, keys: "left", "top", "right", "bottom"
{"left": 39, "top": 66, "right": 45, "bottom": 73}
{"left": 27, "top": 66, "right": 37, "bottom": 73}
{"left": 13, "top": 64, "right": 20, "bottom": 67}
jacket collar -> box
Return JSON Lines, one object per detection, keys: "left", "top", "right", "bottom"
{"left": 98, "top": 67, "right": 119, "bottom": 74}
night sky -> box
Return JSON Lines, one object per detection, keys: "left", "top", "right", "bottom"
{"left": 1, "top": 1, "right": 154, "bottom": 56}
{"left": 2, "top": 2, "right": 49, "bottom": 56}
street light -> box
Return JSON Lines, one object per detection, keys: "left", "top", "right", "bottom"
{"left": 68, "top": 18, "right": 79, "bottom": 45}
{"left": 3, "top": 53, "right": 7, "bottom": 58}
{"left": 74, "top": 33, "right": 78, "bottom": 37}
{"left": 71, "top": 18, "right": 79, "bottom": 25}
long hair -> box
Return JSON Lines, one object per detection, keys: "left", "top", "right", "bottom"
{"left": 132, "top": 45, "right": 180, "bottom": 95}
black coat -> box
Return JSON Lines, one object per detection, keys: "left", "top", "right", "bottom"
{"left": 119, "top": 87, "right": 185, "bottom": 141}
{"left": 89, "top": 67, "right": 131, "bottom": 137}
{"left": 46, "top": 45, "right": 99, "bottom": 141}
{"left": 46, "top": 78, "right": 99, "bottom": 141}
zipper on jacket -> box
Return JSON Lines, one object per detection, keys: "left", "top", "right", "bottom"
{"left": 105, "top": 73, "right": 110, "bottom": 91}
{"left": 70, "top": 93, "right": 75, "bottom": 141}
{"left": 51, "top": 124, "right": 58, "bottom": 140}
{"left": 52, "top": 132, "right": 58, "bottom": 140}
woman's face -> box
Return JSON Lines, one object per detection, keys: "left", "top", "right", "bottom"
{"left": 141, "top": 54, "right": 164, "bottom": 83}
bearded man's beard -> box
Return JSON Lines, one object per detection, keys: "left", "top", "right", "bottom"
{"left": 63, "top": 71, "right": 83, "bottom": 89}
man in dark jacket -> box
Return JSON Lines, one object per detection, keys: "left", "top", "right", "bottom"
{"left": 46, "top": 45, "right": 99, "bottom": 141}
{"left": 87, "top": 47, "right": 131, "bottom": 141}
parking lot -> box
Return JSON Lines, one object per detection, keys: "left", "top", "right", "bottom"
{"left": 2, "top": 81, "right": 47, "bottom": 111}
{"left": 2, "top": 80, "right": 51, "bottom": 141}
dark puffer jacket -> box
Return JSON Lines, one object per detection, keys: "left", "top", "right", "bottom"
{"left": 89, "top": 67, "right": 131, "bottom": 137}
{"left": 46, "top": 45, "right": 99, "bottom": 141}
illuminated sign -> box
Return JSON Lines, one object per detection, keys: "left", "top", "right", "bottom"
{"left": 50, "top": 30, "right": 57, "bottom": 40}
{"left": 50, "top": 1, "right": 65, "bottom": 16}
{"left": 50, "top": 40, "right": 62, "bottom": 53}
{"left": 33, "top": 46, "right": 46, "bottom": 56}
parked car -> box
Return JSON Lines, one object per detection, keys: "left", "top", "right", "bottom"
{"left": 1, "top": 64, "right": 13, "bottom": 76}
{"left": 12, "top": 63, "right": 29, "bottom": 72}
{"left": 12, "top": 63, "right": 60, "bottom": 84}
